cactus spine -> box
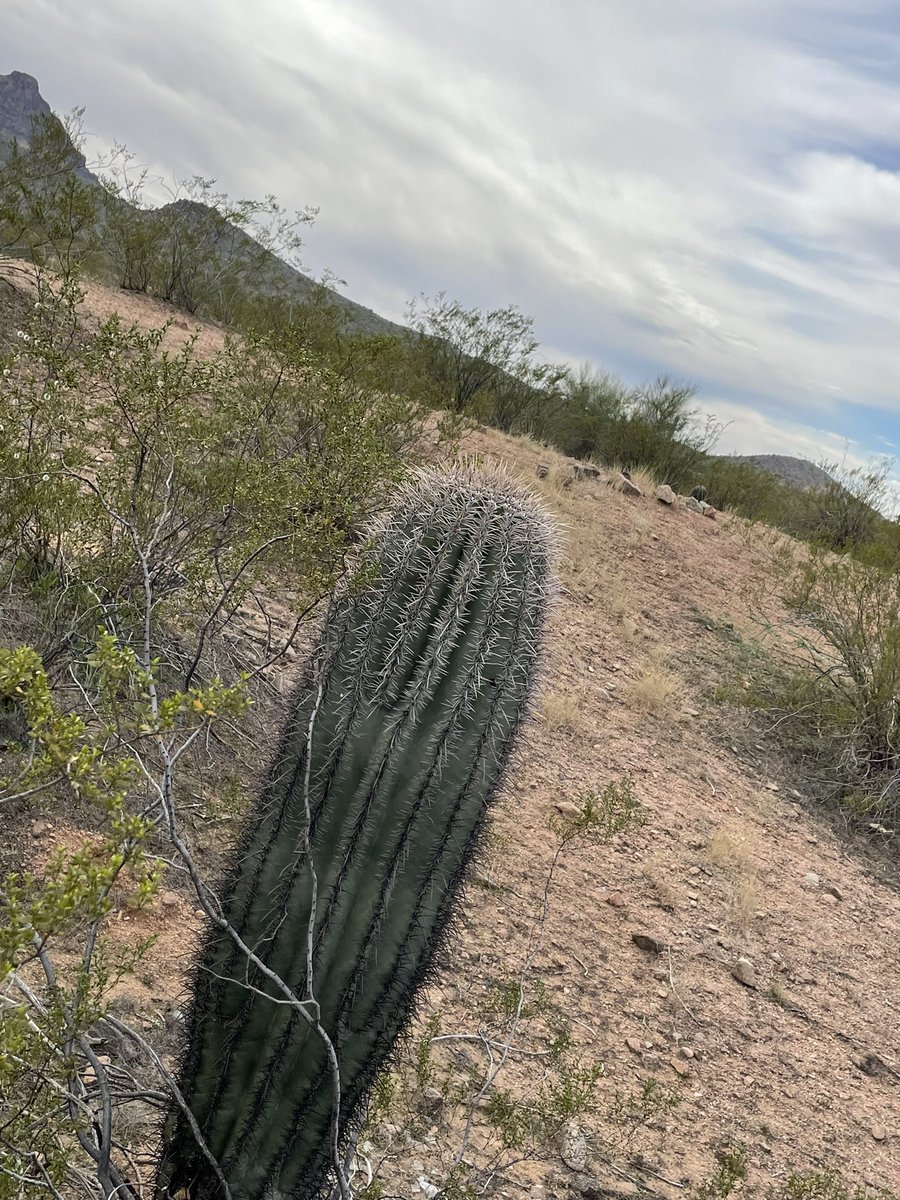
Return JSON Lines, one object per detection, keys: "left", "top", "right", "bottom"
{"left": 158, "top": 465, "right": 555, "bottom": 1200}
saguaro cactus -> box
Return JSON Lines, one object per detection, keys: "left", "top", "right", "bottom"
{"left": 158, "top": 465, "right": 555, "bottom": 1200}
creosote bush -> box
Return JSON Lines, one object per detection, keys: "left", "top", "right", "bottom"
{"left": 0, "top": 265, "right": 438, "bottom": 1200}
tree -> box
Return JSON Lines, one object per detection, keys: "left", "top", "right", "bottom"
{"left": 407, "top": 293, "right": 569, "bottom": 431}
{"left": 0, "top": 109, "right": 98, "bottom": 277}
{"left": 148, "top": 178, "right": 316, "bottom": 320}
{"left": 94, "top": 143, "right": 167, "bottom": 293}
{"left": 804, "top": 454, "right": 892, "bottom": 551}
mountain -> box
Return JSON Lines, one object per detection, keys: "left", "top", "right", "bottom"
{"left": 726, "top": 453, "right": 836, "bottom": 492}
{"left": 0, "top": 70, "right": 97, "bottom": 185}
{"left": 0, "top": 70, "right": 52, "bottom": 146}
{"left": 0, "top": 71, "right": 406, "bottom": 337}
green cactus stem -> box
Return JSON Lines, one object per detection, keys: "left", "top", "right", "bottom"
{"left": 157, "top": 464, "right": 555, "bottom": 1200}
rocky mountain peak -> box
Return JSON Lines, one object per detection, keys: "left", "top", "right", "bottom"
{"left": 0, "top": 71, "right": 52, "bottom": 145}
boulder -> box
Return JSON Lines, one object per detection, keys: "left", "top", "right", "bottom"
{"left": 655, "top": 484, "right": 676, "bottom": 505}
{"left": 618, "top": 475, "right": 642, "bottom": 497}
{"left": 568, "top": 458, "right": 604, "bottom": 482}
{"left": 684, "top": 496, "right": 704, "bottom": 514}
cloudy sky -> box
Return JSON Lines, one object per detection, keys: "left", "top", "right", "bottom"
{"left": 6, "top": 0, "right": 900, "bottom": 500}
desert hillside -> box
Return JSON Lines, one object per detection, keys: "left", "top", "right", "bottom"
{"left": 2, "top": 271, "right": 897, "bottom": 1200}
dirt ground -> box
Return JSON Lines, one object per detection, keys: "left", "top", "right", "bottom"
{"left": 3, "top": 272, "right": 899, "bottom": 1198}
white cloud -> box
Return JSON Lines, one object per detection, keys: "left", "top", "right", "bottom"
{"left": 5, "top": 0, "right": 900, "bottom": 460}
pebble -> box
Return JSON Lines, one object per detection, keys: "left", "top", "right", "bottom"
{"left": 670, "top": 1057, "right": 691, "bottom": 1077}
{"left": 631, "top": 932, "right": 668, "bottom": 954}
{"left": 731, "top": 957, "right": 758, "bottom": 988}
{"left": 625, "top": 1036, "right": 642, "bottom": 1054}
{"left": 871, "top": 1125, "right": 888, "bottom": 1142}
{"left": 559, "top": 1120, "right": 588, "bottom": 1171}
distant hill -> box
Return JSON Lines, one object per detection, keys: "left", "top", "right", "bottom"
{"left": 0, "top": 71, "right": 406, "bottom": 338}
{"left": 726, "top": 454, "right": 836, "bottom": 492}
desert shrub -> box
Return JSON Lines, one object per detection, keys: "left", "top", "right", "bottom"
{"left": 548, "top": 366, "right": 717, "bottom": 490}
{"left": 0, "top": 274, "right": 428, "bottom": 670}
{"left": 0, "top": 269, "right": 442, "bottom": 1200}
{"left": 0, "top": 109, "right": 98, "bottom": 277}
{"left": 782, "top": 551, "right": 900, "bottom": 808}
{"left": 798, "top": 457, "right": 892, "bottom": 552}
{"left": 701, "top": 456, "right": 800, "bottom": 525}
{"left": 730, "top": 546, "right": 900, "bottom": 832}
{"left": 406, "top": 292, "right": 569, "bottom": 432}
{"left": 776, "top": 1169, "right": 897, "bottom": 1200}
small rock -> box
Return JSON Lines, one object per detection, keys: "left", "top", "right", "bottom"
{"left": 373, "top": 1121, "right": 398, "bottom": 1145}
{"left": 625, "top": 1036, "right": 642, "bottom": 1054}
{"left": 422, "top": 1086, "right": 443, "bottom": 1113}
{"left": 685, "top": 496, "right": 704, "bottom": 514}
{"left": 31, "top": 820, "right": 50, "bottom": 837}
{"left": 802, "top": 872, "right": 821, "bottom": 890}
{"left": 670, "top": 1057, "right": 691, "bottom": 1077}
{"left": 160, "top": 891, "right": 179, "bottom": 909}
{"left": 554, "top": 800, "right": 581, "bottom": 819}
{"left": 618, "top": 475, "right": 643, "bottom": 497}
{"left": 824, "top": 883, "right": 844, "bottom": 901}
{"left": 572, "top": 460, "right": 603, "bottom": 481}
{"left": 417, "top": 1177, "right": 439, "bottom": 1199}
{"left": 678, "top": 1046, "right": 695, "bottom": 1060}
{"left": 704, "top": 506, "right": 717, "bottom": 520}
{"left": 871, "top": 1125, "right": 888, "bottom": 1143}
{"left": 605, "top": 892, "right": 627, "bottom": 908}
{"left": 537, "top": 463, "right": 551, "bottom": 479}
{"left": 559, "top": 1119, "right": 588, "bottom": 1171}
{"left": 655, "top": 484, "right": 676, "bottom": 505}
{"left": 631, "top": 932, "right": 667, "bottom": 954}
{"left": 731, "top": 957, "right": 758, "bottom": 988}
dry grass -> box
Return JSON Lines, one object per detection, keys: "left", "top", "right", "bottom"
{"left": 604, "top": 462, "right": 661, "bottom": 496}
{"left": 706, "top": 820, "right": 762, "bottom": 933}
{"left": 629, "top": 465, "right": 662, "bottom": 496}
{"left": 727, "top": 875, "right": 762, "bottom": 933}
{"left": 541, "top": 687, "right": 583, "bottom": 734}
{"left": 604, "top": 572, "right": 634, "bottom": 622}
{"left": 642, "top": 853, "right": 680, "bottom": 912}
{"left": 706, "top": 820, "right": 755, "bottom": 870}
{"left": 626, "top": 655, "right": 681, "bottom": 714}
{"left": 618, "top": 615, "right": 642, "bottom": 643}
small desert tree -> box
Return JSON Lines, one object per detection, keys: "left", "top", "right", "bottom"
{"left": 148, "top": 178, "right": 316, "bottom": 320}
{"left": 407, "top": 292, "right": 568, "bottom": 431}
{"left": 0, "top": 109, "right": 98, "bottom": 277}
